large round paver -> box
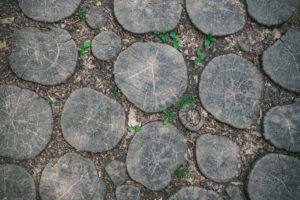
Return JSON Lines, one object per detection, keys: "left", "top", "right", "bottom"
{"left": 186, "top": 0, "right": 246, "bottom": 36}
{"left": 247, "top": 154, "right": 300, "bottom": 200}
{"left": 0, "top": 164, "right": 36, "bottom": 200}
{"left": 114, "top": 42, "right": 187, "bottom": 113}
{"left": 19, "top": 0, "right": 81, "bottom": 22}
{"left": 126, "top": 122, "right": 187, "bottom": 190}
{"left": 10, "top": 27, "right": 77, "bottom": 86}
{"left": 168, "top": 187, "right": 222, "bottom": 200}
{"left": 86, "top": 7, "right": 107, "bottom": 29}
{"left": 246, "top": 0, "right": 299, "bottom": 26}
{"left": 0, "top": 85, "right": 53, "bottom": 159}
{"left": 116, "top": 185, "right": 140, "bottom": 200}
{"left": 40, "top": 153, "right": 106, "bottom": 200}
{"left": 263, "top": 99, "right": 300, "bottom": 152}
{"left": 263, "top": 28, "right": 300, "bottom": 93}
{"left": 61, "top": 88, "right": 125, "bottom": 152}
{"left": 199, "top": 54, "right": 263, "bottom": 129}
{"left": 196, "top": 134, "right": 241, "bottom": 182}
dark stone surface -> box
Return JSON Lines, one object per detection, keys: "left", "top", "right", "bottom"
{"left": 116, "top": 185, "right": 140, "bottom": 200}
{"left": 126, "top": 122, "right": 187, "bottom": 190}
{"left": 114, "top": 42, "right": 187, "bottom": 113}
{"left": 199, "top": 54, "right": 263, "bottom": 129}
{"left": 225, "top": 186, "right": 245, "bottom": 200}
{"left": 61, "top": 88, "right": 125, "bottom": 152}
{"left": 10, "top": 27, "right": 77, "bottom": 85}
{"left": 179, "top": 103, "right": 204, "bottom": 132}
{"left": 168, "top": 187, "right": 222, "bottom": 200}
{"left": 0, "top": 85, "right": 53, "bottom": 159}
{"left": 86, "top": 7, "right": 107, "bottom": 29}
{"left": 105, "top": 160, "right": 126, "bottom": 186}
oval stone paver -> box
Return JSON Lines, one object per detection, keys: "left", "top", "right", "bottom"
{"left": 61, "top": 88, "right": 125, "bottom": 152}
{"left": 126, "top": 122, "right": 187, "bottom": 190}
{"left": 0, "top": 164, "right": 36, "bottom": 200}
{"left": 247, "top": 154, "right": 300, "bottom": 200}
{"left": 114, "top": 42, "right": 187, "bottom": 113}
{"left": 116, "top": 185, "right": 140, "bottom": 200}
{"left": 199, "top": 54, "right": 263, "bottom": 129}
{"left": 86, "top": 7, "right": 107, "bottom": 29}
{"left": 10, "top": 27, "right": 77, "bottom": 86}
{"left": 179, "top": 103, "right": 204, "bottom": 132}
{"left": 114, "top": 0, "right": 182, "bottom": 34}
{"left": 105, "top": 160, "right": 126, "bottom": 186}
{"left": 39, "top": 153, "right": 106, "bottom": 200}
{"left": 0, "top": 85, "right": 53, "bottom": 159}
{"left": 168, "top": 187, "right": 222, "bottom": 200}
{"left": 263, "top": 27, "right": 300, "bottom": 93}
{"left": 196, "top": 134, "right": 241, "bottom": 182}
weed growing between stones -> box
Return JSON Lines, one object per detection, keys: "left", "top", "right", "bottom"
{"left": 76, "top": 40, "right": 90, "bottom": 54}
{"left": 163, "top": 109, "right": 176, "bottom": 125}
{"left": 204, "top": 31, "right": 216, "bottom": 48}
{"left": 154, "top": 28, "right": 179, "bottom": 49}
{"left": 127, "top": 125, "right": 141, "bottom": 132}
{"left": 75, "top": 9, "right": 87, "bottom": 19}
{"left": 174, "top": 167, "right": 189, "bottom": 178}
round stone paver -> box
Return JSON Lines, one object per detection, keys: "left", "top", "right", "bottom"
{"left": 0, "top": 164, "right": 36, "bottom": 200}
{"left": 126, "top": 122, "right": 187, "bottom": 190}
{"left": 247, "top": 154, "right": 300, "bottom": 200}
{"left": 186, "top": 0, "right": 246, "bottom": 36}
{"left": 114, "top": 0, "right": 182, "bottom": 34}
{"left": 105, "top": 160, "right": 126, "bottom": 186}
{"left": 10, "top": 27, "right": 77, "bottom": 85}
{"left": 263, "top": 99, "right": 300, "bottom": 152}
{"left": 39, "top": 153, "right": 106, "bottom": 200}
{"left": 114, "top": 42, "right": 187, "bottom": 113}
{"left": 246, "top": 0, "right": 299, "bottom": 26}
{"left": 61, "top": 88, "right": 125, "bottom": 152}
{"left": 116, "top": 185, "right": 140, "bottom": 200}
{"left": 86, "top": 7, "right": 107, "bottom": 29}
{"left": 179, "top": 103, "right": 204, "bottom": 132}
{"left": 19, "top": 0, "right": 81, "bottom": 22}
{"left": 168, "top": 187, "right": 222, "bottom": 200}
{"left": 262, "top": 27, "right": 300, "bottom": 93}
{"left": 0, "top": 85, "right": 53, "bottom": 159}
{"left": 199, "top": 54, "right": 263, "bottom": 129}
{"left": 92, "top": 31, "right": 122, "bottom": 61}
{"left": 196, "top": 134, "right": 241, "bottom": 182}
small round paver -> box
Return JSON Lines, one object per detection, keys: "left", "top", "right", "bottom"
{"left": 0, "top": 85, "right": 53, "bottom": 159}
{"left": 40, "top": 153, "right": 106, "bottom": 200}
{"left": 186, "top": 0, "right": 246, "bottom": 36}
{"left": 114, "top": 42, "right": 187, "bottom": 113}
{"left": 86, "top": 7, "right": 107, "bottom": 29}
{"left": 10, "top": 27, "right": 77, "bottom": 86}
{"left": 225, "top": 186, "right": 245, "bottom": 200}
{"left": 247, "top": 154, "right": 300, "bottom": 200}
{"left": 19, "top": 0, "right": 81, "bottom": 22}
{"left": 263, "top": 28, "right": 300, "bottom": 93}
{"left": 116, "top": 185, "right": 140, "bottom": 200}
{"left": 105, "top": 160, "right": 126, "bottom": 186}
{"left": 196, "top": 134, "right": 241, "bottom": 182}
{"left": 179, "top": 103, "right": 204, "bottom": 132}
{"left": 246, "top": 0, "right": 299, "bottom": 26}
{"left": 114, "top": 0, "right": 182, "bottom": 34}
{"left": 168, "top": 187, "right": 222, "bottom": 200}
{"left": 92, "top": 31, "right": 121, "bottom": 61}
{"left": 61, "top": 88, "right": 125, "bottom": 152}
{"left": 127, "top": 122, "right": 187, "bottom": 190}
{"left": 0, "top": 164, "right": 36, "bottom": 200}
{"left": 199, "top": 54, "right": 263, "bottom": 129}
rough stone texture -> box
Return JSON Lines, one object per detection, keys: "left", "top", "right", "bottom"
{"left": 61, "top": 88, "right": 125, "bottom": 152}
{"left": 247, "top": 154, "right": 300, "bottom": 200}
{"left": 116, "top": 185, "right": 140, "bottom": 200}
{"left": 39, "top": 153, "right": 106, "bottom": 200}
{"left": 86, "top": 7, "right": 107, "bottom": 29}
{"left": 186, "top": 0, "right": 246, "bottom": 36}
{"left": 179, "top": 103, "right": 204, "bottom": 131}
{"left": 168, "top": 187, "right": 222, "bottom": 200}
{"left": 19, "top": 0, "right": 81, "bottom": 22}
{"left": 0, "top": 85, "right": 53, "bottom": 159}
{"left": 225, "top": 186, "right": 244, "bottom": 200}
{"left": 92, "top": 31, "right": 121, "bottom": 61}
{"left": 105, "top": 160, "right": 126, "bottom": 186}
{"left": 114, "top": 0, "right": 182, "bottom": 34}
{"left": 263, "top": 99, "right": 300, "bottom": 152}
{"left": 0, "top": 164, "right": 36, "bottom": 200}
{"left": 114, "top": 42, "right": 187, "bottom": 113}
{"left": 10, "top": 27, "right": 77, "bottom": 85}
{"left": 246, "top": 0, "right": 299, "bottom": 26}
{"left": 199, "top": 54, "right": 263, "bottom": 129}
{"left": 196, "top": 134, "right": 241, "bottom": 182}
{"left": 126, "top": 122, "right": 187, "bottom": 190}
{"left": 262, "top": 28, "right": 300, "bottom": 93}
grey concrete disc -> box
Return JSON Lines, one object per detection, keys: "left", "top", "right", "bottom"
{"left": 114, "top": 42, "right": 187, "bottom": 113}
{"left": 168, "top": 187, "right": 222, "bottom": 200}
{"left": 39, "top": 153, "right": 106, "bottom": 200}
{"left": 247, "top": 154, "right": 300, "bottom": 200}
{"left": 116, "top": 185, "right": 140, "bottom": 200}
{"left": 61, "top": 88, "right": 125, "bottom": 152}
{"left": 114, "top": 0, "right": 182, "bottom": 34}
{"left": 10, "top": 27, "right": 77, "bottom": 85}
{"left": 92, "top": 31, "right": 121, "bottom": 61}
{"left": 186, "top": 0, "right": 246, "bottom": 36}
{"left": 199, "top": 54, "right": 263, "bottom": 129}
{"left": 0, "top": 164, "right": 36, "bottom": 200}
{"left": 178, "top": 103, "right": 204, "bottom": 132}
{"left": 196, "top": 134, "right": 241, "bottom": 182}
{"left": 19, "top": 0, "right": 81, "bottom": 22}
{"left": 262, "top": 27, "right": 300, "bottom": 93}
{"left": 0, "top": 85, "right": 53, "bottom": 159}
{"left": 86, "top": 7, "right": 107, "bottom": 29}
{"left": 225, "top": 186, "right": 245, "bottom": 200}
{"left": 126, "top": 122, "right": 187, "bottom": 190}
{"left": 105, "top": 160, "right": 126, "bottom": 186}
